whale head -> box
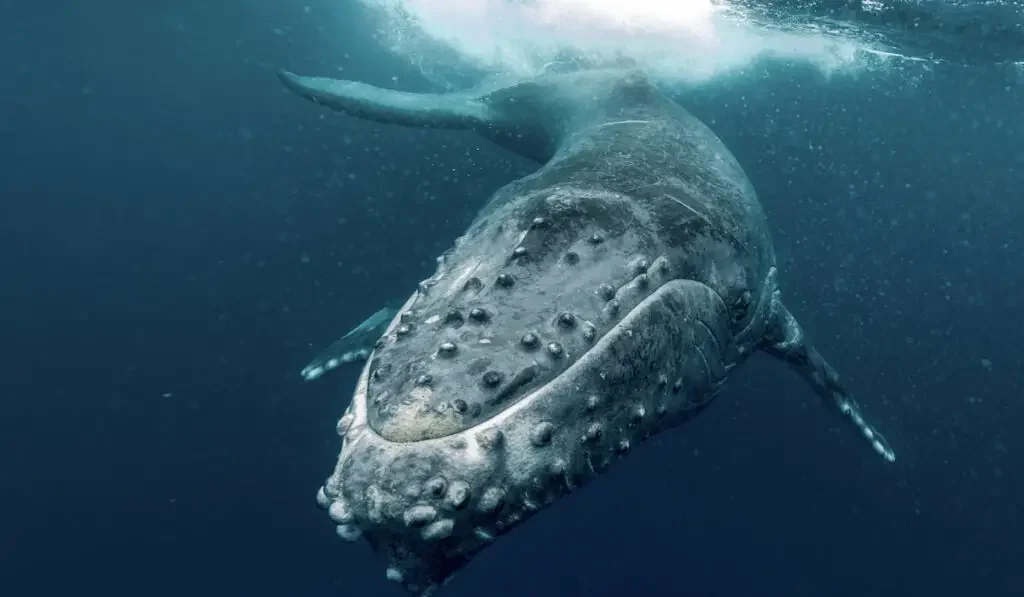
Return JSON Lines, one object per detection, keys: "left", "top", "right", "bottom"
{"left": 317, "top": 185, "right": 736, "bottom": 595}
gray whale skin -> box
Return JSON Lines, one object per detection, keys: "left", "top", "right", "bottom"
{"left": 280, "top": 67, "right": 895, "bottom": 596}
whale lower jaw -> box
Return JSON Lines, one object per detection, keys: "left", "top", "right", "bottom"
{"left": 317, "top": 279, "right": 733, "bottom": 596}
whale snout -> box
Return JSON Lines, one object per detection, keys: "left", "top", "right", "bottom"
{"left": 318, "top": 392, "right": 501, "bottom": 596}
{"left": 318, "top": 267, "right": 733, "bottom": 594}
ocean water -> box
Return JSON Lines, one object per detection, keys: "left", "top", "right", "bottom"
{"left": 1, "top": 0, "right": 1022, "bottom": 595}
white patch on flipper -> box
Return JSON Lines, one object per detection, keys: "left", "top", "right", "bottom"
{"left": 874, "top": 439, "right": 895, "bottom": 462}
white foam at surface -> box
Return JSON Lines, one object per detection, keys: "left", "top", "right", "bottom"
{"left": 356, "top": 0, "right": 869, "bottom": 85}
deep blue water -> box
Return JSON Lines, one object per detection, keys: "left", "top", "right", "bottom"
{"left": 2, "top": 1, "right": 1022, "bottom": 596}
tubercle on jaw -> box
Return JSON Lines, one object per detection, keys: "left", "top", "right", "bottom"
{"left": 320, "top": 400, "right": 706, "bottom": 594}
{"left": 321, "top": 377, "right": 675, "bottom": 537}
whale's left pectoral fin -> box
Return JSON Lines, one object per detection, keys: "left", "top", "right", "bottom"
{"left": 762, "top": 294, "right": 896, "bottom": 463}
{"left": 300, "top": 304, "right": 399, "bottom": 382}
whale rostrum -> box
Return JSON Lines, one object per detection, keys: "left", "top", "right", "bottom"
{"left": 281, "top": 67, "right": 895, "bottom": 596}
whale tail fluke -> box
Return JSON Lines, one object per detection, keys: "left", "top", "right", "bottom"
{"left": 277, "top": 70, "right": 494, "bottom": 131}
{"left": 277, "top": 67, "right": 653, "bottom": 163}
{"left": 763, "top": 294, "right": 897, "bottom": 463}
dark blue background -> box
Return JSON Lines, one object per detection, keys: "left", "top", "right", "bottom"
{"left": 2, "top": 1, "right": 1021, "bottom": 595}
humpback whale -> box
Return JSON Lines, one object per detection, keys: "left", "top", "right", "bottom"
{"left": 280, "top": 67, "right": 895, "bottom": 596}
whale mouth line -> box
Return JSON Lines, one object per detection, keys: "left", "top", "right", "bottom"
{"left": 354, "top": 277, "right": 688, "bottom": 446}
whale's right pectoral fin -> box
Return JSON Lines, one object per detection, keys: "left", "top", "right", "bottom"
{"left": 300, "top": 304, "right": 399, "bottom": 382}
{"left": 762, "top": 293, "right": 896, "bottom": 463}
{"left": 277, "top": 70, "right": 494, "bottom": 131}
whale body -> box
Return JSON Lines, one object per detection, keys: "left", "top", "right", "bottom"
{"left": 280, "top": 67, "right": 895, "bottom": 596}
